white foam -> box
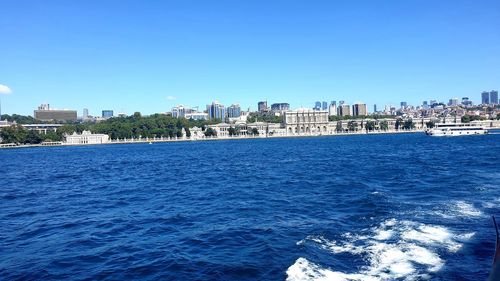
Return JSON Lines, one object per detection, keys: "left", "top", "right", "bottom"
{"left": 433, "top": 201, "right": 483, "bottom": 219}
{"left": 287, "top": 219, "right": 474, "bottom": 281}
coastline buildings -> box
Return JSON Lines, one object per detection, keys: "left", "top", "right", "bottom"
{"left": 34, "top": 104, "right": 77, "bottom": 122}
{"left": 283, "top": 109, "right": 328, "bottom": 135}
{"left": 481, "top": 90, "right": 498, "bottom": 105}
{"left": 65, "top": 130, "right": 109, "bottom": 145}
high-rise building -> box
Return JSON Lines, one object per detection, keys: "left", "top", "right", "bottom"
{"left": 171, "top": 105, "right": 187, "bottom": 118}
{"left": 207, "top": 101, "right": 226, "bottom": 120}
{"left": 227, "top": 104, "right": 241, "bottom": 118}
{"left": 328, "top": 103, "right": 337, "bottom": 116}
{"left": 102, "top": 110, "right": 114, "bottom": 118}
{"left": 448, "top": 98, "right": 459, "bottom": 106}
{"left": 83, "top": 108, "right": 89, "bottom": 119}
{"left": 338, "top": 100, "right": 345, "bottom": 106}
{"left": 338, "top": 104, "right": 351, "bottom": 116}
{"left": 258, "top": 101, "right": 268, "bottom": 112}
{"left": 430, "top": 100, "right": 437, "bottom": 106}
{"left": 481, "top": 91, "right": 490, "bottom": 105}
{"left": 422, "top": 101, "right": 429, "bottom": 109}
{"left": 34, "top": 104, "right": 77, "bottom": 121}
{"left": 400, "top": 102, "right": 407, "bottom": 109}
{"left": 373, "top": 104, "right": 377, "bottom": 113}
{"left": 490, "top": 90, "right": 498, "bottom": 104}
{"left": 330, "top": 101, "right": 337, "bottom": 106}
{"left": 352, "top": 103, "right": 367, "bottom": 116}
{"left": 270, "top": 103, "right": 290, "bottom": 112}
{"left": 322, "top": 101, "right": 328, "bottom": 110}
{"left": 314, "top": 101, "right": 322, "bottom": 111}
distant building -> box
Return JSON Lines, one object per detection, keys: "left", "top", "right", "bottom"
{"left": 373, "top": 104, "right": 377, "bottom": 113}
{"left": 491, "top": 90, "right": 498, "bottom": 104}
{"left": 328, "top": 103, "right": 337, "bottom": 116}
{"left": 83, "top": 108, "right": 89, "bottom": 119}
{"left": 102, "top": 110, "right": 114, "bottom": 118}
{"left": 322, "top": 101, "right": 328, "bottom": 110}
{"left": 461, "top": 97, "right": 472, "bottom": 106}
{"left": 227, "top": 104, "right": 241, "bottom": 118}
{"left": 185, "top": 112, "right": 208, "bottom": 120}
{"left": 430, "top": 100, "right": 437, "bottom": 106}
{"left": 338, "top": 104, "right": 351, "bottom": 116}
{"left": 482, "top": 91, "right": 490, "bottom": 105}
{"left": 34, "top": 104, "right": 77, "bottom": 122}
{"left": 283, "top": 109, "right": 328, "bottom": 135}
{"left": 448, "top": 98, "right": 459, "bottom": 106}
{"left": 270, "top": 103, "right": 290, "bottom": 112}
{"left": 117, "top": 112, "right": 127, "bottom": 118}
{"left": 400, "top": 102, "right": 407, "bottom": 109}
{"left": 65, "top": 130, "right": 109, "bottom": 145}
{"left": 330, "top": 101, "right": 337, "bottom": 106}
{"left": 171, "top": 105, "right": 188, "bottom": 118}
{"left": 258, "top": 101, "right": 268, "bottom": 112}
{"left": 338, "top": 100, "right": 345, "bottom": 106}
{"left": 207, "top": 101, "right": 226, "bottom": 120}
{"left": 314, "top": 101, "right": 322, "bottom": 111}
{"left": 352, "top": 103, "right": 367, "bottom": 116}
{"left": 422, "top": 101, "right": 429, "bottom": 109}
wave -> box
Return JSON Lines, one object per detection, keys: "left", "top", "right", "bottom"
{"left": 287, "top": 219, "right": 474, "bottom": 281}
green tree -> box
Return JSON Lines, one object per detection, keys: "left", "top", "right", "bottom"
{"left": 403, "top": 119, "right": 415, "bottom": 130}
{"left": 336, "top": 121, "right": 343, "bottom": 132}
{"left": 204, "top": 127, "right": 217, "bottom": 137}
{"left": 379, "top": 120, "right": 389, "bottom": 131}
{"left": 365, "top": 121, "right": 376, "bottom": 131}
{"left": 425, "top": 121, "right": 435, "bottom": 128}
{"left": 347, "top": 121, "right": 358, "bottom": 131}
{"left": 228, "top": 127, "right": 236, "bottom": 136}
{"left": 251, "top": 128, "right": 259, "bottom": 135}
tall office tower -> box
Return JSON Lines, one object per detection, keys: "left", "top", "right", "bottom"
{"left": 400, "top": 101, "right": 407, "bottom": 109}
{"left": 83, "top": 108, "right": 89, "bottom": 119}
{"left": 314, "top": 101, "right": 322, "bottom": 110}
{"left": 373, "top": 104, "right": 377, "bottom": 113}
{"left": 322, "top": 101, "right": 328, "bottom": 110}
{"left": 257, "top": 101, "right": 268, "bottom": 112}
{"left": 352, "top": 103, "right": 367, "bottom": 116}
{"left": 102, "top": 110, "right": 114, "bottom": 118}
{"left": 207, "top": 101, "right": 226, "bottom": 120}
{"left": 481, "top": 91, "right": 490, "bottom": 104}
{"left": 227, "top": 104, "right": 241, "bottom": 118}
{"left": 490, "top": 90, "right": 498, "bottom": 104}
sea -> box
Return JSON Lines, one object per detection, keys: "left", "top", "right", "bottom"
{"left": 1, "top": 133, "right": 499, "bottom": 281}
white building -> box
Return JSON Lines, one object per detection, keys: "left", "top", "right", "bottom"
{"left": 65, "top": 131, "right": 109, "bottom": 145}
{"left": 283, "top": 109, "right": 329, "bottom": 135}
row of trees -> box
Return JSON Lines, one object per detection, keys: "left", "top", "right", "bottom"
{"left": 328, "top": 114, "right": 393, "bottom": 122}
{"left": 334, "top": 119, "right": 419, "bottom": 132}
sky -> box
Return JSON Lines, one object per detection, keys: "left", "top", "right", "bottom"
{"left": 0, "top": 0, "right": 499, "bottom": 116}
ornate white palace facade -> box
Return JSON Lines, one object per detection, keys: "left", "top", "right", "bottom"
{"left": 283, "top": 109, "right": 329, "bottom": 135}
{"left": 65, "top": 131, "right": 109, "bottom": 145}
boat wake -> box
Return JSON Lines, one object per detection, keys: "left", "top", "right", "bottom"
{"left": 287, "top": 219, "right": 474, "bottom": 281}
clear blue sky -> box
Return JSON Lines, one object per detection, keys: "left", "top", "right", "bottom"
{"left": 1, "top": 0, "right": 499, "bottom": 116}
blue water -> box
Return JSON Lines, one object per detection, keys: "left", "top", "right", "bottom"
{"left": 1, "top": 133, "right": 499, "bottom": 280}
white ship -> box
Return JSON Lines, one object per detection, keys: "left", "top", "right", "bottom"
{"left": 425, "top": 123, "right": 488, "bottom": 136}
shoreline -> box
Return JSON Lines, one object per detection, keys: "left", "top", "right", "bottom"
{"left": 0, "top": 129, "right": 425, "bottom": 150}
{"left": 2, "top": 127, "right": 499, "bottom": 149}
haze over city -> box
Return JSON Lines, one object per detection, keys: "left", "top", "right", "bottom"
{"left": 1, "top": 0, "right": 499, "bottom": 116}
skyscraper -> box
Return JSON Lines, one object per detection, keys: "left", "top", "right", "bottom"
{"left": 338, "top": 104, "right": 351, "bottom": 116}
{"left": 207, "top": 101, "right": 226, "bottom": 120}
{"left": 481, "top": 91, "right": 490, "bottom": 104}
{"left": 400, "top": 102, "right": 407, "bottom": 109}
{"left": 227, "top": 104, "right": 241, "bottom": 118}
{"left": 314, "top": 101, "right": 322, "bottom": 111}
{"left": 322, "top": 101, "right": 328, "bottom": 110}
{"left": 352, "top": 103, "right": 367, "bottom": 116}
{"left": 102, "top": 110, "right": 114, "bottom": 118}
{"left": 448, "top": 98, "right": 459, "bottom": 106}
{"left": 373, "top": 104, "right": 377, "bottom": 113}
{"left": 328, "top": 103, "right": 337, "bottom": 116}
{"left": 257, "top": 101, "right": 268, "bottom": 112}
{"left": 490, "top": 90, "right": 498, "bottom": 104}
{"left": 83, "top": 108, "right": 89, "bottom": 119}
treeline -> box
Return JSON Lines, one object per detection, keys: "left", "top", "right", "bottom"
{"left": 0, "top": 113, "right": 219, "bottom": 144}
{"left": 247, "top": 113, "right": 282, "bottom": 123}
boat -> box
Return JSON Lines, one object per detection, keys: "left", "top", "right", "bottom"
{"left": 425, "top": 123, "right": 488, "bottom": 136}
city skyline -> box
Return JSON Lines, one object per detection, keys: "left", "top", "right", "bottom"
{"left": 1, "top": 0, "right": 499, "bottom": 115}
